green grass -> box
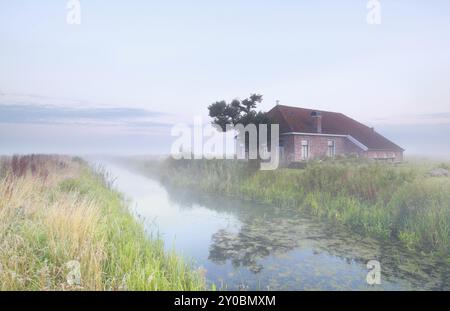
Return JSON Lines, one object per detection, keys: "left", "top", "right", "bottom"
{"left": 0, "top": 155, "right": 205, "bottom": 290}
{"left": 63, "top": 168, "right": 205, "bottom": 290}
{"left": 156, "top": 158, "right": 450, "bottom": 261}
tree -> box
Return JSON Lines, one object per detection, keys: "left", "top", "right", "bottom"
{"left": 207, "top": 94, "right": 273, "bottom": 159}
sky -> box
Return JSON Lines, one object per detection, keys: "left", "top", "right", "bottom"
{"left": 0, "top": 0, "right": 450, "bottom": 156}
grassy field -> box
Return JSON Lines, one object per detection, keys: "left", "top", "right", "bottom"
{"left": 154, "top": 157, "right": 450, "bottom": 262}
{"left": 0, "top": 155, "right": 205, "bottom": 290}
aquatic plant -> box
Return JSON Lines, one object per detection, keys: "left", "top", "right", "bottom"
{"left": 158, "top": 158, "right": 450, "bottom": 260}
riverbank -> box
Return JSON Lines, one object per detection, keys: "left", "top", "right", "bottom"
{"left": 0, "top": 155, "right": 205, "bottom": 290}
{"left": 144, "top": 157, "right": 450, "bottom": 263}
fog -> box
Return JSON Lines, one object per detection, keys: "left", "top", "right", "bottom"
{"left": 1, "top": 118, "right": 450, "bottom": 161}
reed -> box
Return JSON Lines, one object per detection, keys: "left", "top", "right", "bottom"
{"left": 0, "top": 155, "right": 205, "bottom": 290}
{"left": 158, "top": 158, "right": 450, "bottom": 260}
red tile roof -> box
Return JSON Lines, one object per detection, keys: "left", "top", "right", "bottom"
{"left": 267, "top": 105, "right": 404, "bottom": 151}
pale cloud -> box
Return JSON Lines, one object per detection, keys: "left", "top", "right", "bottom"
{"left": 0, "top": 93, "right": 172, "bottom": 130}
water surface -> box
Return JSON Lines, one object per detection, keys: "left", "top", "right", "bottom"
{"left": 99, "top": 161, "right": 449, "bottom": 290}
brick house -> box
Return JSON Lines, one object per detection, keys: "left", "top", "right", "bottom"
{"left": 267, "top": 105, "right": 404, "bottom": 163}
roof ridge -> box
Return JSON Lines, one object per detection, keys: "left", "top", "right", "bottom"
{"left": 276, "top": 104, "right": 342, "bottom": 115}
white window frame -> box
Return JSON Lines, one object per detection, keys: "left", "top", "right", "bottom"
{"left": 301, "top": 140, "right": 309, "bottom": 160}
{"left": 327, "top": 140, "right": 336, "bottom": 157}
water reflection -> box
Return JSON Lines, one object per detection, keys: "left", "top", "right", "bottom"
{"left": 163, "top": 184, "right": 450, "bottom": 290}
{"left": 98, "top": 160, "right": 450, "bottom": 290}
{"left": 210, "top": 219, "right": 300, "bottom": 273}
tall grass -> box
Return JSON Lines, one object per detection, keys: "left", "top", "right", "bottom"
{"left": 158, "top": 158, "right": 450, "bottom": 260}
{"left": 0, "top": 155, "right": 205, "bottom": 290}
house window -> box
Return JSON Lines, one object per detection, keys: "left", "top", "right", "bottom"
{"left": 301, "top": 140, "right": 309, "bottom": 160}
{"left": 327, "top": 140, "right": 335, "bottom": 157}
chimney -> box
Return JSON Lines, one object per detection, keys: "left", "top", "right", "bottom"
{"left": 311, "top": 111, "right": 322, "bottom": 133}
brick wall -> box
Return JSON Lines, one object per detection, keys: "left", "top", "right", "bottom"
{"left": 281, "top": 134, "right": 403, "bottom": 162}
{"left": 296, "top": 135, "right": 357, "bottom": 160}
{"left": 280, "top": 135, "right": 296, "bottom": 162}
{"left": 282, "top": 134, "right": 356, "bottom": 160}
{"left": 366, "top": 150, "right": 403, "bottom": 162}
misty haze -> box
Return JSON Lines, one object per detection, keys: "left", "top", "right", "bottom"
{"left": 1, "top": 0, "right": 450, "bottom": 300}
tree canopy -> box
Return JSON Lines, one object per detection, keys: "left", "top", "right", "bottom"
{"left": 207, "top": 94, "right": 274, "bottom": 161}
{"left": 207, "top": 94, "right": 271, "bottom": 131}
